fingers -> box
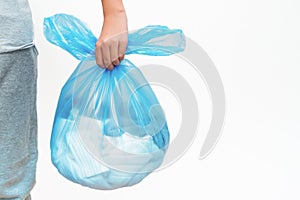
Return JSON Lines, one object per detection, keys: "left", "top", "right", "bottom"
{"left": 118, "top": 54, "right": 124, "bottom": 62}
{"left": 95, "top": 33, "right": 128, "bottom": 71}
{"left": 101, "top": 41, "right": 112, "bottom": 69}
{"left": 118, "top": 37, "right": 127, "bottom": 62}
{"left": 95, "top": 41, "right": 105, "bottom": 69}
{"left": 112, "top": 59, "right": 120, "bottom": 66}
{"left": 111, "top": 39, "right": 120, "bottom": 66}
{"left": 107, "top": 63, "right": 114, "bottom": 71}
{"left": 96, "top": 39, "right": 116, "bottom": 71}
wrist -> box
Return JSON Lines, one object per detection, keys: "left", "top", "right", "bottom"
{"left": 102, "top": 0, "right": 126, "bottom": 17}
{"left": 104, "top": 8, "right": 126, "bottom": 19}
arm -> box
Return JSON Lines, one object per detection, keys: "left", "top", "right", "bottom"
{"left": 96, "top": 0, "right": 128, "bottom": 70}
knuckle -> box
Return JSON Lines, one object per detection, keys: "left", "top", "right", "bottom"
{"left": 100, "top": 42, "right": 108, "bottom": 49}
{"left": 96, "top": 40, "right": 103, "bottom": 48}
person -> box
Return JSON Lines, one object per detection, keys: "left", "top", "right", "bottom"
{"left": 0, "top": 0, "right": 128, "bottom": 199}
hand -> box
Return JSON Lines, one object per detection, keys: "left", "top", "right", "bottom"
{"left": 96, "top": 10, "right": 128, "bottom": 71}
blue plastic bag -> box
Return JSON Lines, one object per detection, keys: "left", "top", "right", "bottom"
{"left": 44, "top": 14, "right": 185, "bottom": 190}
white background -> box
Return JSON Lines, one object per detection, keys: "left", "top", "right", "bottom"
{"left": 29, "top": 0, "right": 300, "bottom": 199}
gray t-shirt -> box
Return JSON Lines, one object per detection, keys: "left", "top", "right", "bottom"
{"left": 0, "top": 0, "right": 34, "bottom": 53}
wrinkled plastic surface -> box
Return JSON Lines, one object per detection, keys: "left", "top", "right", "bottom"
{"left": 44, "top": 14, "right": 185, "bottom": 190}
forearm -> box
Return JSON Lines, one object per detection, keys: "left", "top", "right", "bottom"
{"left": 101, "top": 0, "right": 126, "bottom": 17}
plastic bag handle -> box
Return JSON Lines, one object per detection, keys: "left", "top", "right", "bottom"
{"left": 43, "top": 14, "right": 185, "bottom": 60}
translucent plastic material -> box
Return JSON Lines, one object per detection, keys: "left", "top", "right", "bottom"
{"left": 44, "top": 14, "right": 185, "bottom": 190}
